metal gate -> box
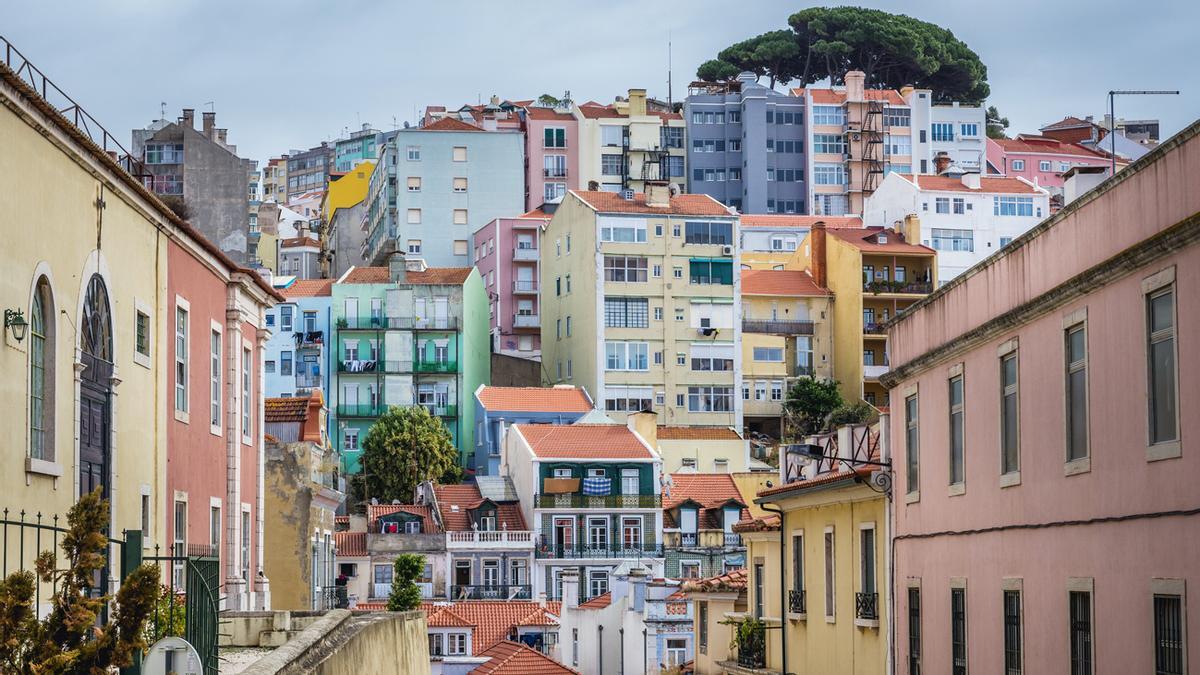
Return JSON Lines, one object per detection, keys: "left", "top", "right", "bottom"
{"left": 145, "top": 549, "right": 221, "bottom": 674}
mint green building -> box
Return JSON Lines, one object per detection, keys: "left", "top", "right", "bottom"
{"left": 331, "top": 256, "right": 490, "bottom": 473}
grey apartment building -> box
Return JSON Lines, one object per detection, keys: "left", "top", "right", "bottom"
{"left": 684, "top": 72, "right": 807, "bottom": 214}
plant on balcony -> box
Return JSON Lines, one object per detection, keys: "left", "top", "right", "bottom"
{"left": 783, "top": 377, "right": 844, "bottom": 436}
{"left": 386, "top": 554, "right": 425, "bottom": 612}
{"left": 726, "top": 616, "right": 766, "bottom": 668}
{"left": 353, "top": 405, "right": 458, "bottom": 506}
{"left": 335, "top": 317, "right": 348, "bottom": 329}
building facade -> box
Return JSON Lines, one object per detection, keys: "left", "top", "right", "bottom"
{"left": 473, "top": 208, "right": 552, "bottom": 359}
{"left": 540, "top": 188, "right": 743, "bottom": 428}
{"left": 286, "top": 142, "right": 335, "bottom": 199}
{"left": 739, "top": 214, "right": 861, "bottom": 270}
{"left": 575, "top": 90, "right": 687, "bottom": 195}
{"left": 524, "top": 105, "right": 580, "bottom": 209}
{"left": 662, "top": 473, "right": 748, "bottom": 580}
{"left": 685, "top": 73, "right": 808, "bottom": 214}
{"left": 986, "top": 134, "right": 1112, "bottom": 193}
{"left": 263, "top": 279, "right": 333, "bottom": 399}
{"left": 885, "top": 120, "right": 1200, "bottom": 675}
{"left": 334, "top": 124, "right": 382, "bottom": 173}
{"left": 472, "top": 385, "right": 594, "bottom": 477}
{"left": 322, "top": 160, "right": 375, "bottom": 279}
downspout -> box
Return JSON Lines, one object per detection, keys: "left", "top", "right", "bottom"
{"left": 759, "top": 502, "right": 788, "bottom": 675}
{"left": 598, "top": 625, "right": 603, "bottom": 673}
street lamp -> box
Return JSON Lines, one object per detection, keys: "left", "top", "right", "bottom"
{"left": 1107, "top": 90, "right": 1180, "bottom": 173}
{"left": 5, "top": 309, "right": 28, "bottom": 342}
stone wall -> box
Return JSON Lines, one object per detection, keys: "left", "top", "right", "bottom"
{"left": 237, "top": 609, "right": 430, "bottom": 675}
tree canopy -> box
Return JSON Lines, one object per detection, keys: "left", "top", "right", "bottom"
{"left": 387, "top": 554, "right": 425, "bottom": 612}
{"left": 986, "top": 105, "right": 1010, "bottom": 139}
{"left": 695, "top": 7, "right": 990, "bottom": 103}
{"left": 783, "top": 378, "right": 845, "bottom": 437}
{"left": 356, "top": 405, "right": 458, "bottom": 505}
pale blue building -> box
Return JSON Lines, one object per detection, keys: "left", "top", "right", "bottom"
{"left": 264, "top": 279, "right": 334, "bottom": 400}
{"left": 471, "top": 384, "right": 594, "bottom": 477}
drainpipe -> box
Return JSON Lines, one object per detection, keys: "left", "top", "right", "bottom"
{"left": 598, "top": 625, "right": 603, "bottom": 673}
{"left": 759, "top": 501, "right": 788, "bottom": 675}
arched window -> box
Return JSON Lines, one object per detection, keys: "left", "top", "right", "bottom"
{"left": 81, "top": 274, "right": 112, "bottom": 362}
{"left": 29, "top": 278, "right": 54, "bottom": 460}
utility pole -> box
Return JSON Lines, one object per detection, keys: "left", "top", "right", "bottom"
{"left": 1106, "top": 89, "right": 1179, "bottom": 173}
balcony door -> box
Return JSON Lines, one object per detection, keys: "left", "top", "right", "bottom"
{"left": 79, "top": 275, "right": 113, "bottom": 503}
{"left": 622, "top": 517, "right": 642, "bottom": 551}
{"left": 553, "top": 517, "right": 574, "bottom": 555}
{"left": 586, "top": 517, "right": 609, "bottom": 553}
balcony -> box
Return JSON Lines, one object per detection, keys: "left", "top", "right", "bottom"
{"left": 373, "top": 582, "right": 435, "bottom": 600}
{"left": 294, "top": 330, "right": 325, "bottom": 349}
{"left": 338, "top": 359, "right": 379, "bottom": 373}
{"left": 646, "top": 600, "right": 694, "bottom": 622}
{"left": 795, "top": 364, "right": 815, "bottom": 378}
{"left": 679, "top": 532, "right": 698, "bottom": 547}
{"left": 447, "top": 530, "right": 534, "bottom": 549}
{"left": 534, "top": 541, "right": 664, "bottom": 560}
{"left": 451, "top": 584, "right": 532, "bottom": 601}
{"left": 855, "top": 592, "right": 879, "bottom": 621}
{"left": 513, "top": 280, "right": 539, "bottom": 294}
{"left": 316, "top": 585, "right": 349, "bottom": 610}
{"left": 863, "top": 323, "right": 888, "bottom": 336}
{"left": 413, "top": 317, "right": 459, "bottom": 331}
{"left": 789, "top": 589, "right": 806, "bottom": 615}
{"left": 734, "top": 621, "right": 766, "bottom": 669}
{"left": 512, "top": 246, "right": 539, "bottom": 262}
{"left": 671, "top": 531, "right": 742, "bottom": 549}
{"left": 337, "top": 403, "right": 386, "bottom": 418}
{"left": 421, "top": 403, "right": 458, "bottom": 418}
{"left": 542, "top": 168, "right": 568, "bottom": 178}
{"left": 724, "top": 532, "right": 742, "bottom": 547}
{"left": 295, "top": 373, "right": 323, "bottom": 390}
{"left": 535, "top": 493, "right": 661, "bottom": 509}
{"left": 414, "top": 359, "right": 458, "bottom": 374}
{"left": 512, "top": 313, "right": 539, "bottom": 329}
{"left": 863, "top": 365, "right": 890, "bottom": 380}
{"left": 863, "top": 280, "right": 932, "bottom": 295}
{"left": 741, "top": 319, "right": 814, "bottom": 335}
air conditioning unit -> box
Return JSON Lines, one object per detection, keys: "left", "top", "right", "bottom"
{"left": 700, "top": 327, "right": 717, "bottom": 337}
{"left": 720, "top": 245, "right": 734, "bottom": 256}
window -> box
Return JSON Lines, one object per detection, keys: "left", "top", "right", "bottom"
{"left": 601, "top": 125, "right": 623, "bottom": 147}
{"left": 605, "top": 389, "right": 653, "bottom": 412}
{"left": 1039, "top": 160, "right": 1051, "bottom": 172}
{"left": 753, "top": 347, "right": 784, "bottom": 362}
{"left": 604, "top": 297, "right": 649, "bottom": 328}
{"left": 242, "top": 348, "right": 252, "bottom": 439}
{"left": 949, "top": 374, "right": 965, "bottom": 486}
{"left": 960, "top": 123, "right": 980, "bottom": 138}
{"left": 908, "top": 587, "right": 922, "bottom": 675}
{"left": 600, "top": 222, "right": 647, "bottom": 243}
{"left": 754, "top": 563, "right": 765, "bottom": 618}
{"left": 604, "top": 256, "right": 648, "bottom": 282}
{"left": 687, "top": 386, "right": 733, "bottom": 412}
{"left": 667, "top": 155, "right": 685, "bottom": 177}
{"left": 952, "top": 198, "right": 965, "bottom": 214}
{"left": 1000, "top": 351, "right": 1019, "bottom": 476}
{"left": 407, "top": 208, "right": 421, "bottom": 224}
{"left": 135, "top": 310, "right": 150, "bottom": 357}
{"left": 1012, "top": 159, "right": 1025, "bottom": 171}
{"left": 145, "top": 142, "right": 184, "bottom": 164}
{"left": 452, "top": 176, "right": 467, "bottom": 193}
{"left": 281, "top": 350, "right": 293, "bottom": 376}
{"left": 689, "top": 260, "right": 733, "bottom": 285}
{"left": 816, "top": 194, "right": 849, "bottom": 216}
{"left": 812, "top": 106, "right": 845, "bottom": 126}
{"left": 814, "top": 163, "right": 847, "bottom": 185}
{"left": 935, "top": 197, "right": 950, "bottom": 214}
{"left": 453, "top": 239, "right": 468, "bottom": 256}
{"left": 823, "top": 529, "right": 835, "bottom": 619}
{"left": 28, "top": 280, "right": 52, "bottom": 460}
{"left": 684, "top": 221, "right": 733, "bottom": 245}
{"left": 453, "top": 209, "right": 468, "bottom": 225}
{"left": 654, "top": 307, "right": 663, "bottom": 321}
{"left": 813, "top": 133, "right": 845, "bottom": 154}
{"left": 698, "top": 601, "right": 709, "bottom": 654}
{"left": 588, "top": 569, "right": 609, "bottom": 598}
{"left": 406, "top": 145, "right": 420, "bottom": 161}
{"left": 1147, "top": 286, "right": 1178, "bottom": 445}
{"left": 265, "top": 360, "right": 275, "bottom": 374}
{"left": 673, "top": 267, "right": 683, "bottom": 279}
{"left": 571, "top": 628, "right": 579, "bottom": 666}
{"left": 601, "top": 154, "right": 623, "bottom": 175}
{"left": 605, "top": 342, "right": 649, "bottom": 371}
{"left": 1069, "top": 590, "right": 1092, "bottom": 675}
{"left": 210, "top": 331, "right": 221, "bottom": 428}
{"left": 1000, "top": 237, "right": 1013, "bottom": 247}
{"left": 931, "top": 229, "right": 974, "bottom": 252}
{"left": 544, "top": 182, "right": 566, "bottom": 201}
{"left": 447, "top": 633, "right": 467, "bottom": 656}
{"left": 452, "top": 146, "right": 467, "bottom": 162}
{"left": 994, "top": 196, "right": 1035, "bottom": 217}
{"left": 343, "top": 428, "right": 359, "bottom": 452}
{"left": 860, "top": 527, "right": 876, "bottom": 614}
{"left": 544, "top": 127, "right": 566, "bottom": 148}
{"left": 886, "top": 134, "right": 913, "bottom": 156}
{"left": 661, "top": 126, "right": 684, "bottom": 149}
{"left": 791, "top": 534, "right": 804, "bottom": 611}
{"left": 406, "top": 176, "right": 421, "bottom": 192}
{"left": 175, "top": 306, "right": 188, "bottom": 413}
{"left": 885, "top": 107, "right": 912, "bottom": 127}
{"left": 210, "top": 505, "right": 221, "bottom": 552}
{"left": 1004, "top": 589, "right": 1022, "bottom": 674}
{"left": 905, "top": 394, "right": 919, "bottom": 495}
{"left": 172, "top": 501, "right": 187, "bottom": 588}
{"left": 931, "top": 123, "right": 954, "bottom": 142}
{"left": 1154, "top": 594, "right": 1184, "bottom": 675}
{"left": 566, "top": 316, "right": 572, "bottom": 336}
{"left": 951, "top": 587, "right": 967, "bottom": 675}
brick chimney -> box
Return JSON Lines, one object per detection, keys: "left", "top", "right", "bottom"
{"left": 626, "top": 410, "right": 658, "bottom": 449}
{"left": 561, "top": 569, "right": 580, "bottom": 610}
{"left": 844, "top": 71, "right": 866, "bottom": 103}
{"left": 202, "top": 111, "right": 216, "bottom": 140}
{"left": 902, "top": 213, "right": 921, "bottom": 246}
{"left": 216, "top": 129, "right": 228, "bottom": 146}
{"left": 181, "top": 108, "right": 195, "bottom": 129}
{"left": 388, "top": 248, "right": 407, "bottom": 283}
{"left": 934, "top": 151, "right": 952, "bottom": 175}
{"left": 628, "top": 88, "right": 647, "bottom": 117}
{"left": 810, "top": 220, "right": 827, "bottom": 288}
{"left": 645, "top": 181, "right": 671, "bottom": 208}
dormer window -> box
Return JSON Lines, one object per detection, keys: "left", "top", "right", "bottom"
{"left": 680, "top": 506, "right": 699, "bottom": 533}
{"left": 404, "top": 520, "right": 421, "bottom": 534}
{"left": 877, "top": 234, "right": 888, "bottom": 244}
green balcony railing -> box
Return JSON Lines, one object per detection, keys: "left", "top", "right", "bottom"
{"left": 534, "top": 493, "right": 660, "bottom": 509}
{"left": 336, "top": 403, "right": 386, "bottom": 418}
{"left": 414, "top": 360, "right": 458, "bottom": 373}
{"left": 421, "top": 403, "right": 458, "bottom": 418}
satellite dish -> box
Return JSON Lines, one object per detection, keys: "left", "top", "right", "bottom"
{"left": 144, "top": 636, "right": 202, "bottom": 675}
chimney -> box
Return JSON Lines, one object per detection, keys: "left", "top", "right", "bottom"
{"left": 561, "top": 570, "right": 581, "bottom": 610}
{"left": 960, "top": 171, "right": 981, "bottom": 190}
{"left": 902, "top": 213, "right": 921, "bottom": 246}
{"left": 216, "top": 128, "right": 228, "bottom": 146}
{"left": 587, "top": 180, "right": 600, "bottom": 191}
{"left": 202, "top": 111, "right": 216, "bottom": 140}
{"left": 626, "top": 410, "right": 658, "bottom": 449}
{"left": 934, "top": 151, "right": 952, "bottom": 175}
{"left": 899, "top": 85, "right": 914, "bottom": 102}
{"left": 628, "top": 88, "right": 647, "bottom": 117}
{"left": 388, "top": 248, "right": 407, "bottom": 283}
{"left": 482, "top": 117, "right": 498, "bottom": 132}
{"left": 628, "top": 568, "right": 648, "bottom": 613}
{"left": 181, "top": 108, "right": 195, "bottom": 129}
{"left": 844, "top": 71, "right": 866, "bottom": 103}
{"left": 810, "top": 220, "right": 827, "bottom": 289}
{"left": 645, "top": 181, "right": 671, "bottom": 208}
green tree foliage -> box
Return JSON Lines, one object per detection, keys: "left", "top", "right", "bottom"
{"left": 142, "top": 584, "right": 186, "bottom": 646}
{"left": 783, "top": 378, "right": 845, "bottom": 436}
{"left": 696, "top": 7, "right": 989, "bottom": 103}
{"left": 536, "top": 94, "right": 561, "bottom": 107}
{"left": 828, "top": 401, "right": 875, "bottom": 427}
{"left": 986, "top": 105, "right": 1010, "bottom": 139}
{"left": 359, "top": 405, "right": 458, "bottom": 505}
{"left": 387, "top": 554, "right": 426, "bottom": 612}
{"left": 0, "top": 488, "right": 162, "bottom": 673}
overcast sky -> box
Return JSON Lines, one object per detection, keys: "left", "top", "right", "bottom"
{"left": 4, "top": 0, "right": 1196, "bottom": 163}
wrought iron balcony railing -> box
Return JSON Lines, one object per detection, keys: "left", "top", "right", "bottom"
{"left": 789, "top": 589, "right": 806, "bottom": 614}
{"left": 451, "top": 584, "right": 532, "bottom": 601}
{"left": 535, "top": 493, "right": 660, "bottom": 509}
{"left": 741, "top": 319, "right": 815, "bottom": 335}
{"left": 534, "top": 542, "right": 663, "bottom": 560}
{"left": 856, "top": 591, "right": 879, "bottom": 620}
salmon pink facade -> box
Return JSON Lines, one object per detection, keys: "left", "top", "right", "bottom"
{"left": 886, "top": 122, "right": 1200, "bottom": 673}
{"left": 473, "top": 209, "right": 551, "bottom": 358}
{"left": 523, "top": 106, "right": 579, "bottom": 210}
{"left": 986, "top": 134, "right": 1111, "bottom": 192}
{"left": 167, "top": 237, "right": 279, "bottom": 610}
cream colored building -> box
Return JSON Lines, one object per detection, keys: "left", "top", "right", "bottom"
{"left": 575, "top": 90, "right": 687, "bottom": 195}
{"left": 540, "top": 187, "right": 742, "bottom": 429}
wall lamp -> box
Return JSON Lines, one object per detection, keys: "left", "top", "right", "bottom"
{"left": 5, "top": 309, "right": 28, "bottom": 342}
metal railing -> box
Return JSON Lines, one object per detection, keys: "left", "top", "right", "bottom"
{"left": 741, "top": 319, "right": 815, "bottom": 335}
{"left": 679, "top": 532, "right": 698, "bottom": 547}
{"left": 512, "top": 313, "right": 539, "bottom": 328}
{"left": 513, "top": 246, "right": 539, "bottom": 261}
{"left": 421, "top": 403, "right": 458, "bottom": 417}
{"left": 513, "top": 280, "right": 539, "bottom": 293}
{"left": 863, "top": 323, "right": 889, "bottom": 335}
{"left": 534, "top": 542, "right": 663, "bottom": 559}
{"left": 317, "top": 585, "right": 349, "bottom": 610}
{"left": 295, "top": 373, "right": 323, "bottom": 389}
{"left": 856, "top": 591, "right": 879, "bottom": 620}
{"left": 451, "top": 584, "right": 532, "bottom": 600}
{"left": 535, "top": 493, "right": 661, "bottom": 508}
{"left": 724, "top": 533, "right": 742, "bottom": 547}
{"left": 790, "top": 589, "right": 807, "bottom": 614}
{"left": 337, "top": 403, "right": 386, "bottom": 417}
{"left": 864, "top": 280, "right": 932, "bottom": 295}
{"left": 414, "top": 360, "right": 458, "bottom": 373}
{"left": 735, "top": 622, "right": 767, "bottom": 669}
{"left": 294, "top": 330, "right": 325, "bottom": 349}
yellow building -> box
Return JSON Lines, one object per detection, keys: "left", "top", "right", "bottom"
{"left": 730, "top": 424, "right": 888, "bottom": 675}
{"left": 321, "top": 160, "right": 375, "bottom": 277}
{"left": 793, "top": 217, "right": 935, "bottom": 407}
{"left": 575, "top": 89, "right": 687, "bottom": 194}
{"left": 1, "top": 58, "right": 174, "bottom": 578}
{"left": 739, "top": 269, "right": 834, "bottom": 438}
{"left": 322, "top": 160, "right": 375, "bottom": 222}
{"left": 540, "top": 186, "right": 743, "bottom": 428}
{"left": 739, "top": 214, "right": 861, "bottom": 270}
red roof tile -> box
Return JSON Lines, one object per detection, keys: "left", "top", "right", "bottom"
{"left": 570, "top": 190, "right": 732, "bottom": 216}
{"left": 657, "top": 426, "right": 742, "bottom": 440}
{"left": 578, "top": 592, "right": 612, "bottom": 610}
{"left": 525, "top": 107, "right": 576, "bottom": 122}
{"left": 471, "top": 640, "right": 579, "bottom": 674}
{"left": 681, "top": 567, "right": 748, "bottom": 593}
{"left": 990, "top": 136, "right": 1108, "bottom": 159}
{"left": 419, "top": 601, "right": 562, "bottom": 655}
{"left": 513, "top": 424, "right": 655, "bottom": 460}
{"left": 798, "top": 87, "right": 906, "bottom": 106}
{"left": 477, "top": 386, "right": 593, "bottom": 413}
{"left": 333, "top": 531, "right": 366, "bottom": 557}
{"left": 280, "top": 236, "right": 320, "bottom": 248}
{"left": 740, "top": 214, "right": 862, "bottom": 229}
{"left": 732, "top": 514, "right": 780, "bottom": 533}
{"left": 899, "top": 174, "right": 1042, "bottom": 194}
{"left": 434, "top": 483, "right": 527, "bottom": 532}
{"left": 339, "top": 266, "right": 473, "bottom": 285}
{"left": 422, "top": 117, "right": 484, "bottom": 132}
{"left": 427, "top": 605, "right": 476, "bottom": 628}
{"left": 367, "top": 504, "right": 440, "bottom": 534}
{"left": 825, "top": 226, "right": 935, "bottom": 256}
{"left": 1040, "top": 116, "right": 1095, "bottom": 131}
{"left": 264, "top": 394, "right": 318, "bottom": 423}
{"left": 281, "top": 278, "right": 333, "bottom": 298}
{"left": 578, "top": 104, "right": 623, "bottom": 119}
{"left": 518, "top": 208, "right": 552, "bottom": 219}
{"left": 740, "top": 269, "right": 831, "bottom": 297}
{"left": 663, "top": 474, "right": 749, "bottom": 529}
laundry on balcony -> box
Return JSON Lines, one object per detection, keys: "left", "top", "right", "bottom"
{"left": 582, "top": 476, "right": 612, "bottom": 496}
{"left": 542, "top": 478, "right": 580, "bottom": 494}
{"left": 342, "top": 359, "right": 378, "bottom": 372}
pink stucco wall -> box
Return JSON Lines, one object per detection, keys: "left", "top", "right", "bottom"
{"left": 523, "top": 113, "right": 579, "bottom": 210}
{"left": 986, "top": 137, "right": 1110, "bottom": 189}
{"left": 473, "top": 214, "right": 547, "bottom": 354}
{"left": 889, "top": 124, "right": 1200, "bottom": 671}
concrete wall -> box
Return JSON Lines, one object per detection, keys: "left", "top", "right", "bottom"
{"left": 264, "top": 439, "right": 339, "bottom": 610}
{"left": 237, "top": 609, "right": 430, "bottom": 675}
{"left": 488, "top": 352, "right": 542, "bottom": 388}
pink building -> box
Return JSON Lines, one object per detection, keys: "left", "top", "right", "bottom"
{"left": 473, "top": 207, "right": 552, "bottom": 358}
{"left": 885, "top": 122, "right": 1199, "bottom": 673}
{"left": 167, "top": 234, "right": 280, "bottom": 610}
{"left": 522, "top": 106, "right": 579, "bottom": 210}
{"left": 986, "top": 134, "right": 1111, "bottom": 192}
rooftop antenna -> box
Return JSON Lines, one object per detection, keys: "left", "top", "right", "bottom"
{"left": 1106, "top": 89, "right": 1179, "bottom": 173}
{"left": 667, "top": 31, "right": 673, "bottom": 108}
{"left": 204, "top": 101, "right": 214, "bottom": 113}
{"left": 159, "top": 101, "right": 166, "bottom": 120}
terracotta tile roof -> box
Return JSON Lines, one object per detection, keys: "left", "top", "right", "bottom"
{"left": 900, "top": 174, "right": 1042, "bottom": 194}
{"left": 519, "top": 208, "right": 552, "bottom": 219}
{"left": 525, "top": 107, "right": 576, "bottom": 121}
{"left": 471, "top": 640, "right": 579, "bottom": 675}
{"left": 681, "top": 567, "right": 748, "bottom": 593}
{"left": 367, "top": 504, "right": 440, "bottom": 534}
{"left": 427, "top": 604, "right": 477, "bottom": 628}
{"left": 740, "top": 269, "right": 831, "bottom": 297}
{"left": 740, "top": 214, "right": 861, "bottom": 229}
{"left": 663, "top": 473, "right": 749, "bottom": 529}
{"left": 578, "top": 103, "right": 623, "bottom": 119}
{"left": 419, "top": 601, "right": 562, "bottom": 655}
{"left": 990, "top": 136, "right": 1108, "bottom": 159}
{"left": 657, "top": 426, "right": 742, "bottom": 440}
{"left": 1040, "top": 116, "right": 1095, "bottom": 131}
{"left": 434, "top": 483, "right": 527, "bottom": 531}
{"left": 478, "top": 386, "right": 593, "bottom": 413}
{"left": 826, "top": 226, "right": 936, "bottom": 256}
{"left": 797, "top": 87, "right": 906, "bottom": 106}
{"left": 281, "top": 278, "right": 334, "bottom": 298}
{"left": 339, "top": 266, "right": 473, "bottom": 285}
{"left": 264, "top": 396, "right": 311, "bottom": 423}
{"left": 578, "top": 592, "right": 613, "bottom": 610}
{"left": 333, "top": 531, "right": 366, "bottom": 557}
{"left": 513, "top": 424, "right": 655, "bottom": 460}
{"left": 280, "top": 236, "right": 320, "bottom": 248}
{"left": 422, "top": 117, "right": 484, "bottom": 132}
{"left": 732, "top": 513, "right": 780, "bottom": 533}
{"left": 570, "top": 190, "right": 732, "bottom": 216}
{"left": 353, "top": 601, "right": 387, "bottom": 611}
